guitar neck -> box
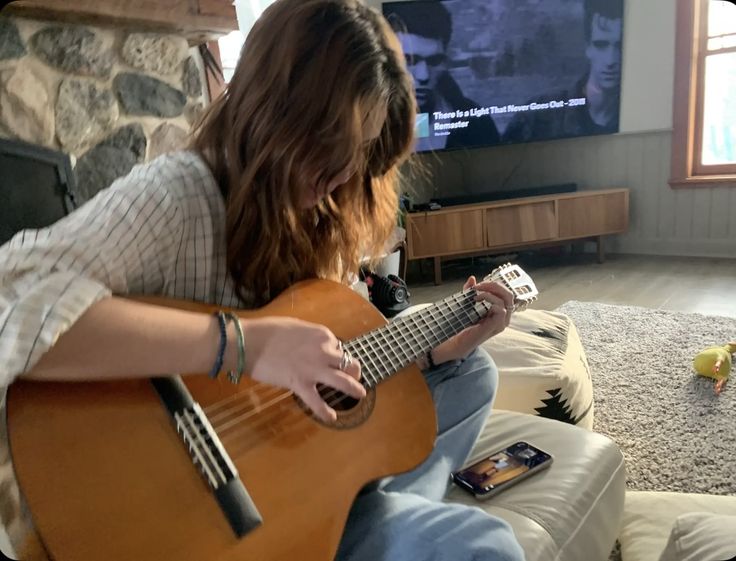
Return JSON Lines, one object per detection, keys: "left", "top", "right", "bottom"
{"left": 344, "top": 289, "right": 488, "bottom": 387}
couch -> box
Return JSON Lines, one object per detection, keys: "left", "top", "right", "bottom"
{"left": 447, "top": 409, "right": 626, "bottom": 561}
{"left": 414, "top": 298, "right": 736, "bottom": 561}
{"left": 620, "top": 491, "right": 736, "bottom": 561}
{"left": 442, "top": 308, "right": 627, "bottom": 561}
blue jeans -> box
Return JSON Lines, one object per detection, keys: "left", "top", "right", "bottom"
{"left": 335, "top": 348, "right": 526, "bottom": 561}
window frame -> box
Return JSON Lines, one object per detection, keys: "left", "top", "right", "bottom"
{"left": 671, "top": 0, "right": 736, "bottom": 187}
{"left": 205, "top": 40, "right": 227, "bottom": 102}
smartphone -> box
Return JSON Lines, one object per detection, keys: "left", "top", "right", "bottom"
{"left": 452, "top": 441, "right": 553, "bottom": 500}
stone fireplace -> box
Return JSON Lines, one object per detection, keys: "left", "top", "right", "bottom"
{"left": 0, "top": 15, "right": 207, "bottom": 203}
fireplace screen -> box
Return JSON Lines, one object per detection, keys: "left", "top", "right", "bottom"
{"left": 0, "top": 137, "right": 78, "bottom": 246}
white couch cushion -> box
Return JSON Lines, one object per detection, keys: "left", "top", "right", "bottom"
{"left": 482, "top": 309, "right": 594, "bottom": 429}
{"left": 447, "top": 410, "right": 626, "bottom": 561}
{"left": 659, "top": 512, "right": 736, "bottom": 561}
{"left": 621, "top": 491, "right": 736, "bottom": 561}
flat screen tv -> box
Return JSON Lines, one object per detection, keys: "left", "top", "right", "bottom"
{"left": 383, "top": 0, "right": 624, "bottom": 153}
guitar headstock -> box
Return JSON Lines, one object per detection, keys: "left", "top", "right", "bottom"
{"left": 483, "top": 263, "right": 538, "bottom": 311}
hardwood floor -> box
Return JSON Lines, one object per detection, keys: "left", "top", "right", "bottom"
{"left": 405, "top": 252, "right": 736, "bottom": 319}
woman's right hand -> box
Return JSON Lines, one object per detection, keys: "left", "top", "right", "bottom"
{"left": 241, "top": 317, "right": 365, "bottom": 422}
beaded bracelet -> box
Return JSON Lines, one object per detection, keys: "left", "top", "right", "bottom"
{"left": 209, "top": 311, "right": 227, "bottom": 379}
{"left": 224, "top": 312, "right": 246, "bottom": 384}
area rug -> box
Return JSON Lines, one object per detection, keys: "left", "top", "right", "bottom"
{"left": 555, "top": 300, "right": 736, "bottom": 496}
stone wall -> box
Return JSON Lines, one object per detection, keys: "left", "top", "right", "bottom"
{"left": 0, "top": 16, "right": 206, "bottom": 203}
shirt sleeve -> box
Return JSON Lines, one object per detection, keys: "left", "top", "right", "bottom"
{"left": 0, "top": 160, "right": 184, "bottom": 387}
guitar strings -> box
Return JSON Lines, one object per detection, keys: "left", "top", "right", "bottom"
{"left": 203, "top": 385, "right": 272, "bottom": 415}
{"left": 213, "top": 284, "right": 533, "bottom": 458}
{"left": 208, "top": 290, "right": 478, "bottom": 437}
{"left": 223, "top": 398, "right": 318, "bottom": 459}
{"left": 212, "top": 301, "right": 478, "bottom": 451}
{"left": 207, "top": 385, "right": 285, "bottom": 425}
{"left": 205, "top": 290, "right": 473, "bottom": 433}
{"left": 220, "top": 334, "right": 495, "bottom": 455}
{"left": 208, "top": 271, "right": 533, "bottom": 454}
{"left": 212, "top": 321, "right": 470, "bottom": 448}
{"left": 208, "top": 291, "right": 482, "bottom": 447}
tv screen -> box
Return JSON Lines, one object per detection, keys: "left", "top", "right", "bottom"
{"left": 383, "top": 0, "right": 624, "bottom": 153}
{"left": 0, "top": 138, "right": 77, "bottom": 246}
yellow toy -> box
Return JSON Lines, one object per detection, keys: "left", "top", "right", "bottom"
{"left": 693, "top": 343, "right": 736, "bottom": 395}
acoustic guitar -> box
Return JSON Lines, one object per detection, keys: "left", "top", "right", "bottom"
{"left": 7, "top": 263, "right": 537, "bottom": 561}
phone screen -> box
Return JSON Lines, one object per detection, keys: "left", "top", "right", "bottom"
{"left": 453, "top": 442, "right": 552, "bottom": 496}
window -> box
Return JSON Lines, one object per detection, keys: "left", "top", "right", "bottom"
{"left": 204, "top": 1, "right": 272, "bottom": 100}
{"left": 671, "top": 0, "right": 736, "bottom": 185}
{"left": 218, "top": 30, "right": 246, "bottom": 84}
{"left": 216, "top": 1, "right": 277, "bottom": 84}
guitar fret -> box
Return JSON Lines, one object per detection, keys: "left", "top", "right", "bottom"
{"left": 350, "top": 338, "right": 380, "bottom": 387}
{"left": 429, "top": 305, "right": 454, "bottom": 341}
{"left": 342, "top": 263, "right": 538, "bottom": 389}
{"left": 362, "top": 336, "right": 387, "bottom": 384}
{"left": 386, "top": 323, "right": 414, "bottom": 363}
{"left": 406, "top": 315, "right": 428, "bottom": 349}
{"left": 450, "top": 293, "right": 476, "bottom": 330}
{"left": 392, "top": 321, "right": 421, "bottom": 358}
{"left": 412, "top": 314, "right": 437, "bottom": 351}
{"left": 365, "top": 332, "right": 391, "bottom": 381}
{"left": 458, "top": 294, "right": 476, "bottom": 323}
{"left": 417, "top": 311, "right": 443, "bottom": 348}
{"left": 382, "top": 325, "right": 401, "bottom": 370}
{"left": 462, "top": 293, "right": 484, "bottom": 324}
{"left": 459, "top": 294, "right": 481, "bottom": 326}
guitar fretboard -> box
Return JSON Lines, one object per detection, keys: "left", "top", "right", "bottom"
{"left": 344, "top": 289, "right": 489, "bottom": 387}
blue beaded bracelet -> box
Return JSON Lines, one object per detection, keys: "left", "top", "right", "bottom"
{"left": 209, "top": 311, "right": 227, "bottom": 379}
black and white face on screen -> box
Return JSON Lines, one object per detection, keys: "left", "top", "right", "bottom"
{"left": 586, "top": 13, "right": 623, "bottom": 92}
{"left": 383, "top": 0, "right": 624, "bottom": 156}
{"left": 398, "top": 32, "right": 447, "bottom": 113}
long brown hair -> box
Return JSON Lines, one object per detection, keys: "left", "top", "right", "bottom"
{"left": 191, "top": 0, "right": 415, "bottom": 304}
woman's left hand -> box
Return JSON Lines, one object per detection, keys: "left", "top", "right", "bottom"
{"left": 431, "top": 276, "right": 515, "bottom": 364}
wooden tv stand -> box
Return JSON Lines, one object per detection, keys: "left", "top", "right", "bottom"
{"left": 405, "top": 188, "right": 629, "bottom": 284}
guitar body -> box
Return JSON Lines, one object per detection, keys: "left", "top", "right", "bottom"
{"left": 7, "top": 280, "right": 437, "bottom": 561}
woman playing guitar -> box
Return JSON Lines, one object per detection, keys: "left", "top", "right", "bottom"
{"left": 0, "top": 1, "right": 525, "bottom": 560}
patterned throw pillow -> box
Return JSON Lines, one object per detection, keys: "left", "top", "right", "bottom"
{"left": 482, "top": 309, "right": 594, "bottom": 429}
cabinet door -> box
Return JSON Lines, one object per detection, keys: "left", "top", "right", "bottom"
{"left": 558, "top": 192, "right": 629, "bottom": 239}
{"left": 486, "top": 202, "right": 557, "bottom": 248}
{"left": 407, "top": 210, "right": 485, "bottom": 258}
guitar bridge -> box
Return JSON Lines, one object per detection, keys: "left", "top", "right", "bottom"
{"left": 151, "top": 377, "right": 262, "bottom": 538}
{"left": 175, "top": 403, "right": 236, "bottom": 490}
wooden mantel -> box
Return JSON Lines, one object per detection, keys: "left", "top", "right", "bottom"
{"left": 5, "top": 0, "right": 239, "bottom": 43}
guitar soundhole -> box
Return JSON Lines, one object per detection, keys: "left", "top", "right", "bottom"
{"left": 295, "top": 384, "right": 376, "bottom": 429}
{"left": 318, "top": 385, "right": 358, "bottom": 411}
